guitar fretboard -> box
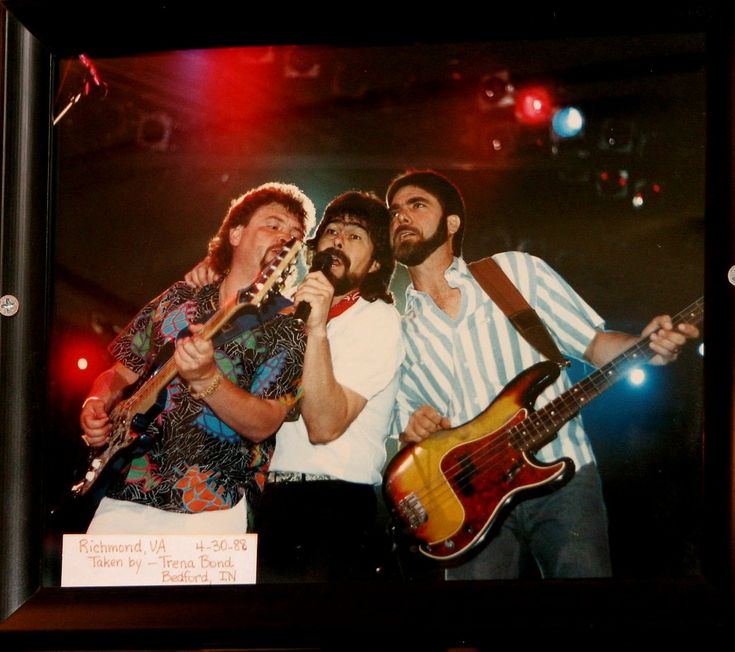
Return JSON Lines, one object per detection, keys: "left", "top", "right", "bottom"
{"left": 126, "top": 240, "right": 301, "bottom": 415}
{"left": 509, "top": 297, "right": 704, "bottom": 452}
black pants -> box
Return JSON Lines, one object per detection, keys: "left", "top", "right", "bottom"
{"left": 255, "top": 479, "right": 379, "bottom": 583}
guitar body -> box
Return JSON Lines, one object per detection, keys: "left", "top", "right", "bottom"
{"left": 384, "top": 296, "right": 703, "bottom": 564}
{"left": 71, "top": 380, "right": 166, "bottom": 498}
{"left": 383, "top": 361, "right": 575, "bottom": 562}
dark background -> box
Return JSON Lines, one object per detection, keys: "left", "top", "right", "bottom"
{"left": 0, "top": 2, "right": 731, "bottom": 649}
{"left": 45, "top": 33, "right": 705, "bottom": 580}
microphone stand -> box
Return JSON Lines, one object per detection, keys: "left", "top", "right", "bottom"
{"left": 53, "top": 90, "right": 84, "bottom": 126}
{"left": 53, "top": 55, "right": 108, "bottom": 126}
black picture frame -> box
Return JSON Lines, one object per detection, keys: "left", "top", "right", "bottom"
{"left": 1, "top": 3, "right": 732, "bottom": 649}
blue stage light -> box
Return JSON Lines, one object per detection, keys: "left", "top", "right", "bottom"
{"left": 552, "top": 106, "right": 584, "bottom": 138}
{"left": 628, "top": 368, "right": 646, "bottom": 386}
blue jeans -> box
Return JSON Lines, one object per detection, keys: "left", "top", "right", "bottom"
{"left": 446, "top": 463, "right": 612, "bottom": 580}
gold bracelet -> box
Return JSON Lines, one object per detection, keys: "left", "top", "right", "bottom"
{"left": 189, "top": 372, "right": 223, "bottom": 400}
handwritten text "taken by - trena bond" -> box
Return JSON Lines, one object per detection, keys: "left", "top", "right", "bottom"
{"left": 61, "top": 534, "right": 257, "bottom": 586}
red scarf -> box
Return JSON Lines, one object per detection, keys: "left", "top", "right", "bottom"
{"left": 328, "top": 290, "right": 361, "bottom": 321}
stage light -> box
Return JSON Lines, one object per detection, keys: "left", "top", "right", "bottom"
{"left": 514, "top": 86, "right": 553, "bottom": 124}
{"left": 628, "top": 368, "right": 646, "bottom": 386}
{"left": 478, "top": 71, "right": 514, "bottom": 110}
{"left": 283, "top": 46, "right": 320, "bottom": 79}
{"left": 136, "top": 112, "right": 172, "bottom": 151}
{"left": 478, "top": 122, "right": 517, "bottom": 157}
{"left": 698, "top": 343, "right": 704, "bottom": 356}
{"left": 595, "top": 168, "right": 629, "bottom": 199}
{"left": 50, "top": 328, "right": 115, "bottom": 401}
{"left": 552, "top": 106, "right": 585, "bottom": 138}
{"left": 631, "top": 179, "right": 663, "bottom": 210}
{"left": 598, "top": 118, "right": 635, "bottom": 153}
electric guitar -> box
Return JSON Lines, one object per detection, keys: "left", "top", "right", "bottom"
{"left": 71, "top": 238, "right": 302, "bottom": 498}
{"left": 383, "top": 297, "right": 703, "bottom": 562}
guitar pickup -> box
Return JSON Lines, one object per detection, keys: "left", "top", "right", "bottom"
{"left": 503, "top": 460, "right": 522, "bottom": 483}
{"left": 397, "top": 493, "right": 428, "bottom": 530}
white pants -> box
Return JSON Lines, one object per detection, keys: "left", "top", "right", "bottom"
{"left": 86, "top": 496, "right": 248, "bottom": 534}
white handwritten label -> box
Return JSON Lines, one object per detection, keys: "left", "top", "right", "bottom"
{"left": 61, "top": 534, "right": 257, "bottom": 587}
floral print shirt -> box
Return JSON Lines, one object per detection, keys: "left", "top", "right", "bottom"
{"left": 105, "top": 280, "right": 304, "bottom": 518}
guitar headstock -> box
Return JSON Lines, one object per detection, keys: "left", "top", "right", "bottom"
{"left": 237, "top": 238, "right": 303, "bottom": 306}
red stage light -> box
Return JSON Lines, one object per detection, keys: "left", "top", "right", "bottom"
{"left": 50, "top": 329, "right": 113, "bottom": 400}
{"left": 595, "top": 169, "right": 629, "bottom": 200}
{"left": 514, "top": 86, "right": 553, "bottom": 124}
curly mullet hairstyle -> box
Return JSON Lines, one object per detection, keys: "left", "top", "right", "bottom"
{"left": 307, "top": 190, "right": 395, "bottom": 304}
{"left": 207, "top": 182, "right": 316, "bottom": 275}
{"left": 385, "top": 169, "right": 466, "bottom": 257}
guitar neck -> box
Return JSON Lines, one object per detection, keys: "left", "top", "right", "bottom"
{"left": 127, "top": 239, "right": 302, "bottom": 414}
{"left": 514, "top": 297, "right": 704, "bottom": 452}
{"left": 128, "top": 296, "right": 249, "bottom": 412}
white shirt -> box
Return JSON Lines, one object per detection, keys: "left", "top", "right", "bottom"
{"left": 270, "top": 297, "right": 404, "bottom": 484}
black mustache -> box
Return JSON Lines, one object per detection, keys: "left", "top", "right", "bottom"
{"left": 310, "top": 249, "right": 337, "bottom": 274}
{"left": 318, "top": 247, "right": 350, "bottom": 271}
{"left": 394, "top": 226, "right": 419, "bottom": 239}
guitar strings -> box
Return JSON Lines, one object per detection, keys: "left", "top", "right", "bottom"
{"left": 393, "top": 298, "right": 704, "bottom": 531}
{"left": 402, "top": 306, "right": 702, "bottom": 519}
{"left": 398, "top": 338, "right": 655, "bottom": 511}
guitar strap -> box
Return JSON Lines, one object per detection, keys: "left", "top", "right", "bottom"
{"left": 468, "top": 256, "right": 567, "bottom": 366}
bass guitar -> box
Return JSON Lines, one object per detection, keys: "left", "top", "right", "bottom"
{"left": 71, "top": 238, "right": 302, "bottom": 498}
{"left": 383, "top": 297, "right": 703, "bottom": 562}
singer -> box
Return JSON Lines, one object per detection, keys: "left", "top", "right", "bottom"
{"left": 186, "top": 191, "right": 404, "bottom": 583}
{"left": 185, "top": 190, "right": 403, "bottom": 581}
{"left": 291, "top": 248, "right": 336, "bottom": 325}
{"left": 257, "top": 190, "right": 404, "bottom": 582}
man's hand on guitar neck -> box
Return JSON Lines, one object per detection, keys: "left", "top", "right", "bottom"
{"left": 400, "top": 404, "right": 451, "bottom": 446}
{"left": 642, "top": 315, "right": 700, "bottom": 365}
{"left": 585, "top": 314, "right": 700, "bottom": 368}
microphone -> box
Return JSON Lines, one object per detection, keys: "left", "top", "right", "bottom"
{"left": 293, "top": 250, "right": 334, "bottom": 326}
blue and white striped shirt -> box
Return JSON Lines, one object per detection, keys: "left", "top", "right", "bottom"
{"left": 392, "top": 252, "right": 605, "bottom": 470}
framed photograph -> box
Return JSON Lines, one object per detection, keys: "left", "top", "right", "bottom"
{"left": 1, "top": 2, "right": 732, "bottom": 648}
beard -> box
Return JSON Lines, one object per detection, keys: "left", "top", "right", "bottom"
{"left": 393, "top": 216, "right": 449, "bottom": 266}
{"left": 318, "top": 247, "right": 359, "bottom": 295}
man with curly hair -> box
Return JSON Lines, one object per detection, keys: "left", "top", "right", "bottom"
{"left": 79, "top": 182, "right": 315, "bottom": 534}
